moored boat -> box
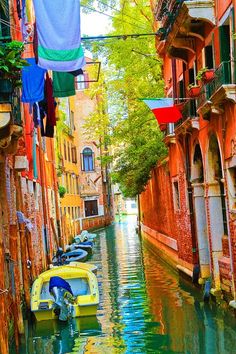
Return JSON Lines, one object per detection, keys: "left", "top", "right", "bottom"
{"left": 52, "top": 262, "right": 98, "bottom": 275}
{"left": 67, "top": 242, "right": 93, "bottom": 256}
{"left": 31, "top": 266, "right": 99, "bottom": 321}
{"left": 74, "top": 230, "right": 97, "bottom": 243}
{"left": 52, "top": 249, "right": 88, "bottom": 265}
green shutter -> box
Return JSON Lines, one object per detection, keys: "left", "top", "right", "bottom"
{"left": 0, "top": 0, "right": 11, "bottom": 41}
{"left": 219, "top": 25, "right": 230, "bottom": 62}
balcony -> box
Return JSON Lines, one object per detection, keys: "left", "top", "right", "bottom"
{"left": 197, "top": 61, "right": 236, "bottom": 117}
{"left": 0, "top": 91, "right": 23, "bottom": 153}
{"left": 154, "top": 0, "right": 215, "bottom": 58}
{"left": 174, "top": 100, "right": 199, "bottom": 134}
{"left": 184, "top": 1, "right": 215, "bottom": 25}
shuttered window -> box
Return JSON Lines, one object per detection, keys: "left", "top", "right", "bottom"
{"left": 0, "top": 1, "right": 11, "bottom": 40}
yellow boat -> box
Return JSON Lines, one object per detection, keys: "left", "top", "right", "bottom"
{"left": 51, "top": 262, "right": 98, "bottom": 275}
{"left": 31, "top": 266, "right": 99, "bottom": 321}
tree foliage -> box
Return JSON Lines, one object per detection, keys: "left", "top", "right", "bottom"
{"left": 83, "top": 1, "right": 167, "bottom": 197}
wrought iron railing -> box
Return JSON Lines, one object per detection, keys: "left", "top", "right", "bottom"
{"left": 197, "top": 61, "right": 236, "bottom": 109}
{"left": 206, "top": 61, "right": 235, "bottom": 98}
{"left": 175, "top": 99, "right": 197, "bottom": 128}
{"left": 155, "top": 0, "right": 184, "bottom": 40}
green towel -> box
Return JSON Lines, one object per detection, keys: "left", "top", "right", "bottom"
{"left": 52, "top": 72, "right": 75, "bottom": 97}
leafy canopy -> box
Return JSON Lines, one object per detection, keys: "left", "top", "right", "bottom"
{"left": 82, "top": 0, "right": 167, "bottom": 197}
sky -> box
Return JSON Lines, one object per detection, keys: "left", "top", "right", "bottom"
{"left": 81, "top": 11, "right": 112, "bottom": 37}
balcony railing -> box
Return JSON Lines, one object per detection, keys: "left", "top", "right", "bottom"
{"left": 175, "top": 99, "right": 197, "bottom": 128}
{"left": 155, "top": 0, "right": 184, "bottom": 40}
{"left": 197, "top": 61, "right": 236, "bottom": 111}
{"left": 206, "top": 61, "right": 235, "bottom": 99}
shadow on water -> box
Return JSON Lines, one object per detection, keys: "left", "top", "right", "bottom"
{"left": 19, "top": 215, "right": 236, "bottom": 354}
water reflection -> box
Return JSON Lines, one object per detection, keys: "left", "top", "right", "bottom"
{"left": 19, "top": 216, "right": 236, "bottom": 354}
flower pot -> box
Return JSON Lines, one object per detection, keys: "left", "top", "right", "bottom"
{"left": 188, "top": 86, "right": 201, "bottom": 98}
{"left": 201, "top": 69, "right": 215, "bottom": 83}
{"left": 0, "top": 79, "right": 13, "bottom": 103}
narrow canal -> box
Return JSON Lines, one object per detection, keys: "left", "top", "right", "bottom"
{"left": 19, "top": 215, "right": 236, "bottom": 354}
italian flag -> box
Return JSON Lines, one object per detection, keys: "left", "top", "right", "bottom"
{"left": 141, "top": 98, "right": 183, "bottom": 124}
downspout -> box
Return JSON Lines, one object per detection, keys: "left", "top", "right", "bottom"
{"left": 50, "top": 137, "right": 62, "bottom": 247}
{"left": 37, "top": 127, "right": 50, "bottom": 265}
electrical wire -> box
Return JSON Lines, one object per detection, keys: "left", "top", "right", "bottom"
{"left": 96, "top": 0, "right": 148, "bottom": 30}
{"left": 81, "top": 4, "right": 148, "bottom": 31}
{"left": 0, "top": 18, "right": 157, "bottom": 43}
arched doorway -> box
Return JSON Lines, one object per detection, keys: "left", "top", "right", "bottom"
{"left": 191, "top": 143, "right": 210, "bottom": 279}
{"left": 206, "top": 134, "right": 227, "bottom": 289}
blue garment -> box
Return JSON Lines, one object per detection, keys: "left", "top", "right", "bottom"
{"left": 21, "top": 58, "right": 46, "bottom": 103}
{"left": 49, "top": 276, "right": 73, "bottom": 295}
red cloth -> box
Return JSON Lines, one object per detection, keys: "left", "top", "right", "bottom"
{"left": 152, "top": 106, "right": 182, "bottom": 124}
{"left": 45, "top": 73, "right": 56, "bottom": 127}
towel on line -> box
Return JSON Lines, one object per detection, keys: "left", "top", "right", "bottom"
{"left": 33, "top": 0, "right": 85, "bottom": 72}
{"left": 53, "top": 72, "right": 75, "bottom": 98}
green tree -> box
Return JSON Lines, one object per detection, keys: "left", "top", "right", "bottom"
{"left": 83, "top": 1, "right": 167, "bottom": 197}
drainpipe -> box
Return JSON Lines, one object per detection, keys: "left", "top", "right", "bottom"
{"left": 50, "top": 137, "right": 62, "bottom": 247}
{"left": 37, "top": 128, "right": 50, "bottom": 265}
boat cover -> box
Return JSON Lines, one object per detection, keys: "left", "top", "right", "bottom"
{"left": 49, "top": 276, "right": 73, "bottom": 295}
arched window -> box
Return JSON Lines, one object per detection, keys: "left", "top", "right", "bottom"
{"left": 82, "top": 148, "right": 94, "bottom": 171}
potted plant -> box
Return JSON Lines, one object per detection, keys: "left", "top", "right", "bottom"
{"left": 187, "top": 83, "right": 201, "bottom": 98}
{"left": 0, "top": 41, "right": 29, "bottom": 102}
{"left": 196, "top": 67, "right": 215, "bottom": 83}
{"left": 58, "top": 185, "right": 66, "bottom": 198}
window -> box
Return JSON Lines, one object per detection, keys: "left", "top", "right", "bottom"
{"left": 205, "top": 45, "right": 214, "bottom": 69}
{"left": 0, "top": 1, "right": 11, "bottom": 40}
{"left": 71, "top": 146, "right": 77, "bottom": 163}
{"left": 68, "top": 142, "right": 71, "bottom": 162}
{"left": 76, "top": 177, "right": 80, "bottom": 194}
{"left": 76, "top": 73, "right": 89, "bottom": 91}
{"left": 70, "top": 110, "right": 75, "bottom": 130}
{"left": 64, "top": 141, "right": 67, "bottom": 160}
{"left": 82, "top": 148, "right": 94, "bottom": 171}
{"left": 84, "top": 200, "right": 98, "bottom": 217}
{"left": 173, "top": 181, "right": 180, "bottom": 210}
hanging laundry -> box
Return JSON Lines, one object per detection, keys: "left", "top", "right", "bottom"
{"left": 45, "top": 73, "right": 56, "bottom": 126}
{"left": 16, "top": 0, "right": 22, "bottom": 20}
{"left": 38, "top": 74, "right": 57, "bottom": 138}
{"left": 53, "top": 72, "right": 75, "bottom": 98}
{"left": 33, "top": 0, "right": 85, "bottom": 72}
{"left": 21, "top": 0, "right": 34, "bottom": 42}
{"left": 21, "top": 58, "right": 46, "bottom": 103}
{"left": 32, "top": 102, "right": 40, "bottom": 128}
{"left": 68, "top": 68, "right": 83, "bottom": 77}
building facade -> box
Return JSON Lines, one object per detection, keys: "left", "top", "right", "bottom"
{"left": 140, "top": 0, "right": 236, "bottom": 306}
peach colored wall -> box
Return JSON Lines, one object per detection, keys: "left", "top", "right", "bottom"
{"left": 216, "top": 0, "right": 232, "bottom": 20}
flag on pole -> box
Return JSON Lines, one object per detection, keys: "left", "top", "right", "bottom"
{"left": 141, "top": 98, "right": 183, "bottom": 124}
{"left": 33, "top": 0, "right": 85, "bottom": 72}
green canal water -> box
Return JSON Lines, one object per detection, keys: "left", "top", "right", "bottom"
{"left": 19, "top": 215, "right": 236, "bottom": 354}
